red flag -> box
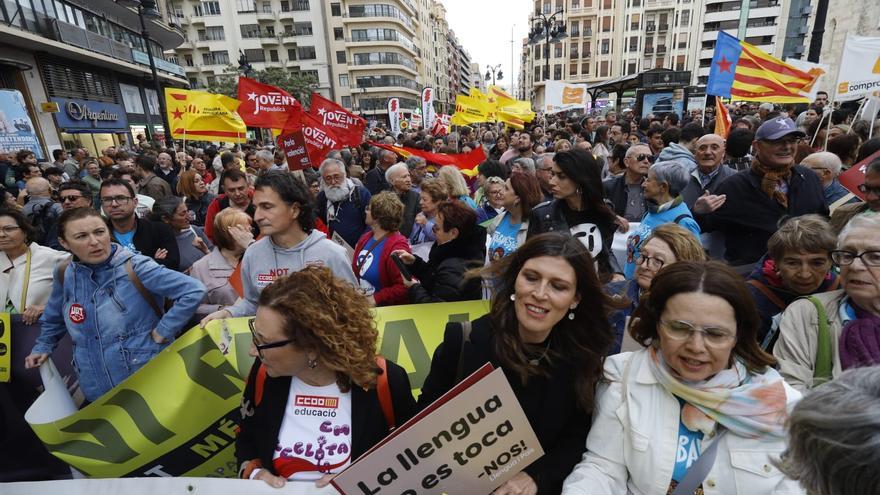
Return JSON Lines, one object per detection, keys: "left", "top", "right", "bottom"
{"left": 276, "top": 130, "right": 312, "bottom": 171}
{"left": 228, "top": 261, "right": 244, "bottom": 298}
{"left": 236, "top": 77, "right": 302, "bottom": 129}
{"left": 714, "top": 96, "right": 731, "bottom": 138}
{"left": 369, "top": 142, "right": 486, "bottom": 176}
{"left": 308, "top": 93, "right": 366, "bottom": 147}
{"left": 288, "top": 110, "right": 344, "bottom": 166}
{"left": 839, "top": 148, "right": 880, "bottom": 201}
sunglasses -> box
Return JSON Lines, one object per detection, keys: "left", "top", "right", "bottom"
{"left": 60, "top": 195, "right": 85, "bottom": 202}
{"left": 634, "top": 154, "right": 656, "bottom": 163}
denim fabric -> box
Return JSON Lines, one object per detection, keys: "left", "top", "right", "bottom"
{"left": 33, "top": 244, "right": 205, "bottom": 401}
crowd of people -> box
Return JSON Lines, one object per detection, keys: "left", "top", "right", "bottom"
{"left": 2, "top": 93, "right": 880, "bottom": 494}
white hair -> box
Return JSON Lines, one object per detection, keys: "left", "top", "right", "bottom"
{"left": 319, "top": 158, "right": 346, "bottom": 178}
{"left": 385, "top": 163, "right": 408, "bottom": 183}
{"left": 838, "top": 214, "right": 880, "bottom": 249}
{"left": 802, "top": 151, "right": 843, "bottom": 176}
{"left": 255, "top": 150, "right": 274, "bottom": 163}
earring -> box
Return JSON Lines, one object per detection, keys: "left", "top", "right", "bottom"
{"left": 576, "top": 187, "right": 582, "bottom": 196}
{"left": 510, "top": 293, "right": 516, "bottom": 301}
{"left": 307, "top": 357, "right": 318, "bottom": 369}
{"left": 568, "top": 304, "right": 577, "bottom": 320}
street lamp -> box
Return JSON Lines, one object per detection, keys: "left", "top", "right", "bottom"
{"left": 484, "top": 64, "right": 503, "bottom": 86}
{"left": 118, "top": 0, "right": 172, "bottom": 147}
{"left": 238, "top": 50, "right": 254, "bottom": 78}
{"left": 527, "top": 9, "right": 568, "bottom": 84}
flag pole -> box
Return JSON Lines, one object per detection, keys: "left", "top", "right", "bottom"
{"left": 702, "top": 95, "right": 708, "bottom": 127}
{"left": 823, "top": 34, "right": 849, "bottom": 151}
{"left": 844, "top": 97, "right": 868, "bottom": 136}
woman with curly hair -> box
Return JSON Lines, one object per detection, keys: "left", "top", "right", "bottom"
{"left": 236, "top": 266, "right": 417, "bottom": 488}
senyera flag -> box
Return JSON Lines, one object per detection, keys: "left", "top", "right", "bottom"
{"left": 237, "top": 76, "right": 302, "bottom": 129}
{"left": 369, "top": 141, "right": 486, "bottom": 177}
{"left": 287, "top": 110, "right": 344, "bottom": 166}
{"left": 308, "top": 92, "right": 366, "bottom": 147}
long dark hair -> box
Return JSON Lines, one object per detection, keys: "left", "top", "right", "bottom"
{"left": 482, "top": 232, "right": 621, "bottom": 412}
{"left": 553, "top": 149, "right": 617, "bottom": 227}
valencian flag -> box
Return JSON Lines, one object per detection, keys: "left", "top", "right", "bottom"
{"left": 707, "top": 32, "right": 818, "bottom": 104}
{"left": 308, "top": 92, "right": 366, "bottom": 147}
{"left": 237, "top": 77, "right": 302, "bottom": 129}
{"left": 370, "top": 141, "right": 486, "bottom": 177}
{"left": 165, "top": 88, "right": 247, "bottom": 141}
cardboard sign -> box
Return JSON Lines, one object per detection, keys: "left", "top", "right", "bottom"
{"left": 277, "top": 130, "right": 312, "bottom": 171}
{"left": 331, "top": 365, "right": 544, "bottom": 495}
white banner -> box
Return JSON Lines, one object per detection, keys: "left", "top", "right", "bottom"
{"left": 388, "top": 98, "right": 401, "bottom": 136}
{"left": 784, "top": 58, "right": 830, "bottom": 101}
{"left": 835, "top": 35, "right": 880, "bottom": 102}
{"left": 1, "top": 478, "right": 331, "bottom": 495}
{"left": 421, "top": 87, "right": 437, "bottom": 131}
{"left": 544, "top": 81, "right": 588, "bottom": 114}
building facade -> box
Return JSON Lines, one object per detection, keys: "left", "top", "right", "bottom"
{"left": 0, "top": 0, "right": 186, "bottom": 158}
{"left": 818, "top": 0, "right": 880, "bottom": 95}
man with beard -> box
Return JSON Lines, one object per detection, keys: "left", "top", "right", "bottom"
{"left": 203, "top": 169, "right": 257, "bottom": 243}
{"left": 386, "top": 163, "right": 420, "bottom": 238}
{"left": 694, "top": 117, "right": 827, "bottom": 269}
{"left": 499, "top": 132, "right": 535, "bottom": 165}
{"left": 316, "top": 158, "right": 371, "bottom": 248}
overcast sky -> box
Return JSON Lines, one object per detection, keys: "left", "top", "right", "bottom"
{"left": 441, "top": 0, "right": 532, "bottom": 95}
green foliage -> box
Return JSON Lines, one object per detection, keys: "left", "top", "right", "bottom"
{"left": 204, "top": 66, "right": 319, "bottom": 106}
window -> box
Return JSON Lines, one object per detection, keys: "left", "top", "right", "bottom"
{"left": 235, "top": 0, "right": 255, "bottom": 13}
{"left": 602, "top": 16, "right": 612, "bottom": 32}
{"left": 600, "top": 60, "right": 609, "bottom": 77}
{"left": 270, "top": 49, "right": 279, "bottom": 62}
{"left": 603, "top": 0, "right": 612, "bottom": 8}
{"left": 678, "top": 33, "right": 689, "bottom": 49}
{"left": 339, "top": 74, "right": 349, "bottom": 86}
{"left": 280, "top": 1, "right": 290, "bottom": 11}
{"left": 262, "top": 2, "right": 272, "bottom": 13}
{"left": 198, "top": 26, "right": 224, "bottom": 40}
{"left": 351, "top": 52, "right": 417, "bottom": 70}
{"left": 629, "top": 36, "right": 638, "bottom": 51}
{"left": 244, "top": 48, "right": 266, "bottom": 62}
{"left": 294, "top": 0, "right": 310, "bottom": 10}
{"left": 581, "top": 62, "right": 589, "bottom": 75}
{"left": 534, "top": 66, "right": 541, "bottom": 81}
{"left": 571, "top": 21, "right": 579, "bottom": 37}
{"left": 334, "top": 27, "right": 344, "bottom": 40}
{"left": 194, "top": 1, "right": 221, "bottom": 15}
{"left": 582, "top": 41, "right": 591, "bottom": 55}
{"left": 336, "top": 51, "right": 346, "bottom": 63}
{"left": 570, "top": 63, "right": 578, "bottom": 75}
{"left": 294, "top": 22, "right": 313, "bottom": 35}
{"left": 630, "top": 13, "right": 640, "bottom": 30}
{"left": 554, "top": 43, "right": 562, "bottom": 58}
{"left": 356, "top": 75, "right": 420, "bottom": 90}
{"left": 628, "top": 61, "right": 637, "bottom": 74}
{"left": 554, "top": 64, "right": 562, "bottom": 80}
{"left": 676, "top": 55, "right": 685, "bottom": 71}
{"left": 570, "top": 44, "right": 579, "bottom": 58}
{"left": 341, "top": 96, "right": 351, "bottom": 108}
{"left": 203, "top": 51, "right": 229, "bottom": 65}
{"left": 240, "top": 24, "right": 260, "bottom": 38}
{"left": 183, "top": 54, "right": 193, "bottom": 66}
{"left": 680, "top": 11, "right": 690, "bottom": 27}
{"left": 348, "top": 4, "right": 411, "bottom": 27}
{"left": 601, "top": 39, "right": 610, "bottom": 54}
{"left": 297, "top": 46, "right": 317, "bottom": 60}
{"left": 330, "top": 2, "right": 341, "bottom": 15}
{"left": 287, "top": 48, "right": 297, "bottom": 60}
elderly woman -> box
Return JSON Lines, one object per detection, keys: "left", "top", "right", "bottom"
{"left": 746, "top": 215, "right": 839, "bottom": 351}
{"left": 511, "top": 156, "right": 536, "bottom": 175}
{"left": 437, "top": 165, "right": 477, "bottom": 209}
{"left": 152, "top": 195, "right": 213, "bottom": 272}
{"left": 177, "top": 169, "right": 215, "bottom": 227}
{"left": 563, "top": 261, "right": 802, "bottom": 495}
{"left": 477, "top": 175, "right": 506, "bottom": 224}
{"left": 352, "top": 191, "right": 411, "bottom": 306}
{"left": 774, "top": 214, "right": 880, "bottom": 391}
{"left": 606, "top": 223, "right": 706, "bottom": 354}
{"left": 189, "top": 208, "right": 254, "bottom": 318}
{"left": 624, "top": 160, "right": 701, "bottom": 279}
{"left": 25, "top": 208, "right": 204, "bottom": 402}
{"left": 486, "top": 171, "right": 543, "bottom": 262}
{"left": 409, "top": 178, "right": 448, "bottom": 245}
{"left": 420, "top": 233, "right": 625, "bottom": 494}
{"left": 0, "top": 208, "right": 69, "bottom": 324}
{"left": 236, "top": 266, "right": 416, "bottom": 487}
{"left": 776, "top": 366, "right": 880, "bottom": 495}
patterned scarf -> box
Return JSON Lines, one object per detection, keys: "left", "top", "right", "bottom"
{"left": 647, "top": 347, "right": 788, "bottom": 439}
{"left": 839, "top": 300, "right": 880, "bottom": 370}
{"left": 751, "top": 158, "right": 792, "bottom": 208}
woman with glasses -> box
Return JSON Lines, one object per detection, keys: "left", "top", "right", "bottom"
{"left": 623, "top": 160, "right": 701, "bottom": 279}
{"left": 24, "top": 207, "right": 204, "bottom": 402}
{"left": 408, "top": 178, "right": 447, "bottom": 246}
{"left": 236, "top": 266, "right": 416, "bottom": 488}
{"left": 774, "top": 214, "right": 880, "bottom": 391}
{"left": 563, "top": 261, "right": 801, "bottom": 495}
{"left": 476, "top": 176, "right": 506, "bottom": 224}
{"left": 177, "top": 169, "right": 215, "bottom": 227}
{"left": 0, "top": 208, "right": 68, "bottom": 325}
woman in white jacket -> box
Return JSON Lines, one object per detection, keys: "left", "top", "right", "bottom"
{"left": 563, "top": 261, "right": 803, "bottom": 495}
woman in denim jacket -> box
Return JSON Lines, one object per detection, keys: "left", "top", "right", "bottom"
{"left": 25, "top": 208, "right": 205, "bottom": 402}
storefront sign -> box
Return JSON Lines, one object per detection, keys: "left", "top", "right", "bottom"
{"left": 51, "top": 97, "right": 128, "bottom": 132}
{"left": 0, "top": 90, "right": 44, "bottom": 159}
{"left": 131, "top": 50, "right": 186, "bottom": 77}
{"left": 40, "top": 102, "right": 60, "bottom": 113}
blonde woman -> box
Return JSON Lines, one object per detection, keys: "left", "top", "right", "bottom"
{"left": 437, "top": 165, "right": 477, "bottom": 209}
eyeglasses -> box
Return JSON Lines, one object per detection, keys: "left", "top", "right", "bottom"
{"left": 636, "top": 254, "right": 665, "bottom": 270}
{"left": 248, "top": 318, "right": 295, "bottom": 357}
{"left": 857, "top": 184, "right": 880, "bottom": 196}
{"left": 100, "top": 196, "right": 132, "bottom": 206}
{"left": 764, "top": 136, "right": 799, "bottom": 146}
{"left": 60, "top": 194, "right": 85, "bottom": 203}
{"left": 634, "top": 154, "right": 656, "bottom": 163}
{"left": 659, "top": 319, "right": 737, "bottom": 347}
{"left": 830, "top": 250, "right": 880, "bottom": 267}
{"left": 0, "top": 225, "right": 21, "bottom": 235}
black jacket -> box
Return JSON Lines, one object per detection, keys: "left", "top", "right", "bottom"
{"left": 603, "top": 174, "right": 646, "bottom": 221}
{"left": 364, "top": 166, "right": 391, "bottom": 195}
{"left": 697, "top": 165, "right": 828, "bottom": 266}
{"left": 398, "top": 189, "right": 420, "bottom": 238}
{"left": 681, "top": 164, "right": 738, "bottom": 209}
{"left": 418, "top": 315, "right": 590, "bottom": 494}
{"left": 526, "top": 200, "right": 623, "bottom": 279}
{"left": 115, "top": 217, "right": 181, "bottom": 271}
{"left": 408, "top": 226, "right": 486, "bottom": 303}
{"left": 235, "top": 358, "right": 417, "bottom": 475}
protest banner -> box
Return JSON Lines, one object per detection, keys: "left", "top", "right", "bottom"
{"left": 309, "top": 93, "right": 366, "bottom": 147}
{"left": 834, "top": 35, "right": 880, "bottom": 102}
{"left": 21, "top": 301, "right": 490, "bottom": 479}
{"left": 0, "top": 312, "right": 9, "bottom": 382}
{"left": 544, "top": 81, "right": 588, "bottom": 114}
{"left": 236, "top": 77, "right": 302, "bottom": 130}
{"left": 387, "top": 98, "right": 401, "bottom": 135}
{"left": 290, "top": 111, "right": 345, "bottom": 166}
{"left": 839, "top": 148, "right": 880, "bottom": 201}
{"left": 277, "top": 129, "right": 312, "bottom": 171}
{"left": 331, "top": 365, "right": 544, "bottom": 495}
{"left": 1, "top": 476, "right": 333, "bottom": 495}
{"left": 421, "top": 87, "right": 437, "bottom": 131}
{"left": 0, "top": 90, "right": 44, "bottom": 159}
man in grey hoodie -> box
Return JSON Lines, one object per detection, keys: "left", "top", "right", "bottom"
{"left": 200, "top": 171, "right": 357, "bottom": 324}
{"left": 657, "top": 122, "right": 705, "bottom": 172}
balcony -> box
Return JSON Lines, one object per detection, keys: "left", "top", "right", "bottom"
{"left": 657, "top": 45, "right": 667, "bottom": 54}
{"left": 257, "top": 11, "right": 277, "bottom": 21}
{"left": 260, "top": 34, "right": 281, "bottom": 45}
{"left": 646, "top": 24, "right": 656, "bottom": 32}
{"left": 645, "top": 46, "right": 654, "bottom": 54}
{"left": 658, "top": 24, "right": 669, "bottom": 31}
{"left": 177, "top": 40, "right": 195, "bottom": 50}
{"left": 279, "top": 10, "right": 297, "bottom": 20}
{"left": 188, "top": 15, "right": 206, "bottom": 25}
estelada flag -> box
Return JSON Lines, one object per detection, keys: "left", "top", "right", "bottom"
{"left": 237, "top": 76, "right": 302, "bottom": 129}
{"left": 369, "top": 141, "right": 486, "bottom": 177}
{"left": 165, "top": 88, "right": 247, "bottom": 142}
{"left": 287, "top": 109, "right": 344, "bottom": 166}
{"left": 308, "top": 92, "right": 366, "bottom": 147}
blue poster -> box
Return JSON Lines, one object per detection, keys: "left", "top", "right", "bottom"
{"left": 0, "top": 90, "right": 43, "bottom": 160}
{"left": 641, "top": 91, "right": 684, "bottom": 120}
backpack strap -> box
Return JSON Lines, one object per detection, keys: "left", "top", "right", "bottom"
{"left": 454, "top": 320, "right": 473, "bottom": 383}
{"left": 673, "top": 213, "right": 692, "bottom": 224}
{"left": 375, "top": 355, "right": 395, "bottom": 431}
{"left": 807, "top": 295, "right": 833, "bottom": 385}
{"left": 746, "top": 279, "right": 787, "bottom": 310}
{"left": 124, "top": 259, "right": 163, "bottom": 318}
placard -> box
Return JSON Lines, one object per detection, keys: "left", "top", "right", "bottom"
{"left": 278, "top": 130, "right": 312, "bottom": 171}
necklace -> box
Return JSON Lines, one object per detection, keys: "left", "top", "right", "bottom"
{"left": 528, "top": 337, "right": 552, "bottom": 366}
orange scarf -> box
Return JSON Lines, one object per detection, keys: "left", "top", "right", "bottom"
{"left": 751, "top": 157, "right": 792, "bottom": 208}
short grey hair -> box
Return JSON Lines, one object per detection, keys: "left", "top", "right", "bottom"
{"left": 405, "top": 156, "right": 426, "bottom": 170}
{"left": 625, "top": 144, "right": 651, "bottom": 159}
{"left": 650, "top": 160, "right": 690, "bottom": 197}
{"left": 838, "top": 214, "right": 880, "bottom": 249}
{"left": 255, "top": 150, "right": 274, "bottom": 163}
{"left": 380, "top": 149, "right": 397, "bottom": 162}
{"left": 537, "top": 152, "right": 555, "bottom": 168}
{"left": 511, "top": 156, "right": 536, "bottom": 174}
{"left": 318, "top": 158, "right": 346, "bottom": 178}
{"left": 775, "top": 366, "right": 880, "bottom": 495}
{"left": 385, "top": 163, "right": 408, "bottom": 183}
{"left": 802, "top": 151, "right": 843, "bottom": 176}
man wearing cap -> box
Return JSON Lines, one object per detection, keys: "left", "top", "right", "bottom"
{"left": 694, "top": 117, "right": 827, "bottom": 269}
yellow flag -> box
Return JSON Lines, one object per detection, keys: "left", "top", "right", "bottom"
{"left": 450, "top": 94, "right": 491, "bottom": 126}
{"left": 165, "top": 88, "right": 247, "bottom": 142}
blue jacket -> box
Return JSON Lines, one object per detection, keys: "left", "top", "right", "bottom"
{"left": 315, "top": 183, "right": 371, "bottom": 248}
{"left": 624, "top": 198, "right": 701, "bottom": 278}
{"left": 33, "top": 244, "right": 205, "bottom": 401}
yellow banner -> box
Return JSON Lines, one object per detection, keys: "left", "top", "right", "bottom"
{"left": 26, "top": 301, "right": 490, "bottom": 478}
{"left": 165, "top": 88, "right": 247, "bottom": 142}
{"left": 450, "top": 95, "right": 492, "bottom": 126}
{"left": 0, "top": 312, "right": 10, "bottom": 382}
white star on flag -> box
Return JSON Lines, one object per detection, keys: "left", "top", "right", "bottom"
{"left": 248, "top": 93, "right": 257, "bottom": 101}
{"left": 317, "top": 107, "right": 327, "bottom": 116}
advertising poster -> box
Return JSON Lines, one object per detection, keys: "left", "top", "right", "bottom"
{"left": 641, "top": 90, "right": 684, "bottom": 119}
{"left": 0, "top": 90, "right": 43, "bottom": 159}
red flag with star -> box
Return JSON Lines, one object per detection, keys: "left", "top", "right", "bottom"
{"left": 237, "top": 76, "right": 303, "bottom": 129}
{"left": 286, "top": 110, "right": 345, "bottom": 166}
{"left": 306, "top": 93, "right": 366, "bottom": 147}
